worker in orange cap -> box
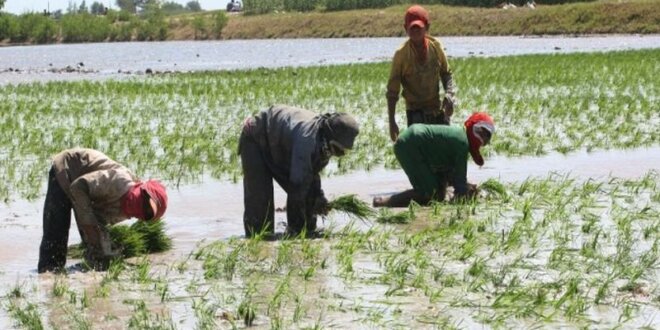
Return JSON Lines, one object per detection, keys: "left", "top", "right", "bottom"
{"left": 38, "top": 148, "right": 168, "bottom": 273}
{"left": 374, "top": 113, "right": 494, "bottom": 207}
{"left": 386, "top": 5, "right": 456, "bottom": 142}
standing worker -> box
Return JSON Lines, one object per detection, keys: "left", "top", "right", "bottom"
{"left": 386, "top": 5, "right": 456, "bottom": 142}
{"left": 240, "top": 105, "right": 360, "bottom": 237}
{"left": 38, "top": 148, "right": 168, "bottom": 273}
{"left": 374, "top": 112, "right": 494, "bottom": 207}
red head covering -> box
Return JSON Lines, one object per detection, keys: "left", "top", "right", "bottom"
{"left": 405, "top": 5, "right": 429, "bottom": 30}
{"left": 121, "top": 180, "right": 168, "bottom": 221}
{"left": 464, "top": 112, "right": 495, "bottom": 166}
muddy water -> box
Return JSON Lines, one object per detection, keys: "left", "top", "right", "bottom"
{"left": 0, "top": 146, "right": 658, "bottom": 327}
{"left": 1, "top": 146, "right": 658, "bottom": 276}
{"left": 1, "top": 35, "right": 659, "bottom": 84}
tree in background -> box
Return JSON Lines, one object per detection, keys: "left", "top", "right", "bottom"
{"left": 161, "top": 1, "right": 185, "bottom": 12}
{"left": 212, "top": 11, "right": 228, "bottom": 38}
{"left": 192, "top": 15, "right": 206, "bottom": 39}
{"left": 0, "top": 0, "right": 5, "bottom": 11}
{"left": 78, "top": 1, "right": 89, "bottom": 13}
{"left": 90, "top": 1, "right": 106, "bottom": 14}
{"left": 116, "top": 0, "right": 137, "bottom": 13}
{"left": 186, "top": 1, "right": 202, "bottom": 12}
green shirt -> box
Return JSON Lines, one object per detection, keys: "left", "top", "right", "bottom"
{"left": 395, "top": 124, "right": 469, "bottom": 196}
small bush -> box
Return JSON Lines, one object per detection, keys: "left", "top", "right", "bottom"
{"left": 212, "top": 11, "right": 228, "bottom": 38}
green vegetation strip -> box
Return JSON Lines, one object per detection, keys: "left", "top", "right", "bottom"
{"left": 0, "top": 49, "right": 658, "bottom": 201}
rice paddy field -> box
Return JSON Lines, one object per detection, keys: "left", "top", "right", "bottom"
{"left": 0, "top": 47, "right": 658, "bottom": 329}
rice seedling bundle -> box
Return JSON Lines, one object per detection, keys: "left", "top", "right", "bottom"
{"left": 480, "top": 178, "right": 509, "bottom": 200}
{"left": 328, "top": 194, "right": 375, "bottom": 222}
{"left": 68, "top": 220, "right": 172, "bottom": 259}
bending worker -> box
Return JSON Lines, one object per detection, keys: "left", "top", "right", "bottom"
{"left": 374, "top": 112, "right": 494, "bottom": 207}
{"left": 240, "top": 105, "right": 359, "bottom": 237}
{"left": 386, "top": 5, "right": 456, "bottom": 142}
{"left": 38, "top": 148, "right": 168, "bottom": 273}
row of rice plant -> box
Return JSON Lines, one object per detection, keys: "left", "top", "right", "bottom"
{"left": 0, "top": 48, "right": 657, "bottom": 201}
{"left": 5, "top": 171, "right": 657, "bottom": 328}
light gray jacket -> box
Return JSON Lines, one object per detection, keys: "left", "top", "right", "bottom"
{"left": 52, "top": 148, "right": 137, "bottom": 226}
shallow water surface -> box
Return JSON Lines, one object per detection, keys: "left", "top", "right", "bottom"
{"left": 1, "top": 35, "right": 658, "bottom": 84}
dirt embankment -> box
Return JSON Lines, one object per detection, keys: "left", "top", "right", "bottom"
{"left": 179, "top": 1, "right": 660, "bottom": 40}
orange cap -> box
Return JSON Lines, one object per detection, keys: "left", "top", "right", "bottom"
{"left": 405, "top": 5, "right": 429, "bottom": 30}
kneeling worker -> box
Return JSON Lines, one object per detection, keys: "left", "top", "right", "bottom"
{"left": 374, "top": 112, "right": 494, "bottom": 207}
{"left": 38, "top": 148, "right": 168, "bottom": 273}
{"left": 240, "top": 105, "right": 360, "bottom": 237}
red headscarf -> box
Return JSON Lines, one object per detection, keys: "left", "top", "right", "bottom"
{"left": 121, "top": 180, "right": 168, "bottom": 221}
{"left": 464, "top": 112, "right": 495, "bottom": 166}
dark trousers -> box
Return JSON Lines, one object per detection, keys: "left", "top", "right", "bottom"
{"left": 240, "top": 132, "right": 317, "bottom": 237}
{"left": 240, "top": 133, "right": 276, "bottom": 237}
{"left": 406, "top": 110, "right": 448, "bottom": 126}
{"left": 38, "top": 167, "right": 73, "bottom": 273}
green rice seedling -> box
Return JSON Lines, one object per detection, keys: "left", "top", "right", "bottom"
{"left": 127, "top": 300, "right": 176, "bottom": 329}
{"left": 480, "top": 178, "right": 509, "bottom": 201}
{"left": 68, "top": 221, "right": 171, "bottom": 259}
{"left": 7, "top": 301, "right": 44, "bottom": 330}
{"left": 67, "top": 306, "right": 92, "bottom": 330}
{"left": 193, "top": 299, "right": 217, "bottom": 330}
{"left": 133, "top": 256, "right": 151, "bottom": 283}
{"left": 375, "top": 208, "right": 413, "bottom": 224}
{"left": 8, "top": 283, "right": 24, "bottom": 298}
{"left": 52, "top": 277, "right": 68, "bottom": 298}
{"left": 237, "top": 299, "right": 256, "bottom": 327}
{"left": 130, "top": 220, "right": 173, "bottom": 253}
{"left": 328, "top": 194, "right": 375, "bottom": 223}
{"left": 109, "top": 224, "right": 147, "bottom": 257}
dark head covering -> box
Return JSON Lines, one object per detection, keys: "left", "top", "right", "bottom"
{"left": 321, "top": 113, "right": 360, "bottom": 150}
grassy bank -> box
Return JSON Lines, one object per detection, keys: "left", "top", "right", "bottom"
{"left": 0, "top": 48, "right": 658, "bottom": 201}
{"left": 207, "top": 0, "right": 660, "bottom": 39}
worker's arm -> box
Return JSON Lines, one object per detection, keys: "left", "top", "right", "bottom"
{"left": 450, "top": 153, "right": 469, "bottom": 199}
{"left": 386, "top": 52, "right": 403, "bottom": 142}
{"left": 69, "top": 170, "right": 130, "bottom": 258}
{"left": 436, "top": 41, "right": 456, "bottom": 120}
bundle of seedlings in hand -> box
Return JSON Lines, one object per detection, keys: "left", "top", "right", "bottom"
{"left": 68, "top": 220, "right": 172, "bottom": 259}
{"left": 328, "top": 194, "right": 375, "bottom": 222}
{"left": 130, "top": 220, "right": 172, "bottom": 253}
{"left": 479, "top": 178, "right": 509, "bottom": 201}
{"left": 375, "top": 208, "right": 414, "bottom": 224}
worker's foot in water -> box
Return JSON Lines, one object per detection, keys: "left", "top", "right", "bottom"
{"left": 284, "top": 228, "right": 327, "bottom": 239}
{"left": 373, "top": 189, "right": 431, "bottom": 207}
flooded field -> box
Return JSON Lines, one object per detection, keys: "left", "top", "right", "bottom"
{"left": 1, "top": 35, "right": 659, "bottom": 84}
{"left": 1, "top": 148, "right": 658, "bottom": 329}
{"left": 0, "top": 39, "right": 658, "bottom": 328}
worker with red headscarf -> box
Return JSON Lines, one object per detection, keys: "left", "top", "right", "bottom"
{"left": 373, "top": 113, "right": 494, "bottom": 207}
{"left": 386, "top": 5, "right": 456, "bottom": 142}
{"left": 38, "top": 148, "right": 168, "bottom": 273}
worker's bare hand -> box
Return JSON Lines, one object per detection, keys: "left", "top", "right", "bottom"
{"left": 442, "top": 96, "right": 454, "bottom": 120}
{"left": 389, "top": 122, "right": 399, "bottom": 142}
{"left": 313, "top": 195, "right": 330, "bottom": 216}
